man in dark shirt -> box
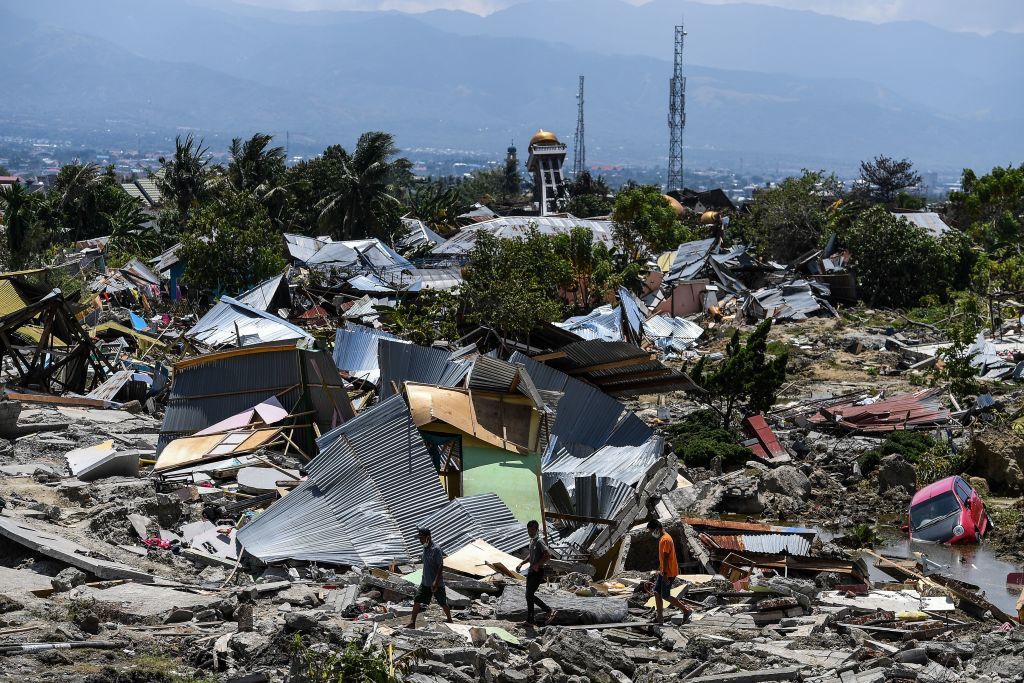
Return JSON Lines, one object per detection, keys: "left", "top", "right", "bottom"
{"left": 408, "top": 528, "right": 452, "bottom": 628}
{"left": 515, "top": 520, "right": 558, "bottom": 625}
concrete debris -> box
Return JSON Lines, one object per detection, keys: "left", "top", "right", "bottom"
{"left": 0, "top": 258, "right": 1022, "bottom": 683}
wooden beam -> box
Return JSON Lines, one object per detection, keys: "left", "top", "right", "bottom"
{"left": 567, "top": 354, "right": 656, "bottom": 376}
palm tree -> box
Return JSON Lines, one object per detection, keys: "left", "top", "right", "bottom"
{"left": 406, "top": 181, "right": 470, "bottom": 236}
{"left": 317, "top": 132, "right": 407, "bottom": 242}
{"left": 156, "top": 134, "right": 211, "bottom": 222}
{"left": 227, "top": 133, "right": 286, "bottom": 194}
{"left": 105, "top": 195, "right": 159, "bottom": 261}
{"left": 0, "top": 181, "right": 34, "bottom": 267}
{"left": 51, "top": 163, "right": 104, "bottom": 242}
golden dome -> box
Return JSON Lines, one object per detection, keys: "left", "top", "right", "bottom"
{"left": 530, "top": 129, "right": 560, "bottom": 146}
{"left": 663, "top": 194, "right": 685, "bottom": 217}
{"left": 700, "top": 210, "right": 720, "bottom": 225}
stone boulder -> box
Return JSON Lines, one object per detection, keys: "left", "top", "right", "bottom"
{"left": 761, "top": 466, "right": 811, "bottom": 501}
{"left": 877, "top": 454, "right": 917, "bottom": 494}
{"left": 972, "top": 429, "right": 1024, "bottom": 495}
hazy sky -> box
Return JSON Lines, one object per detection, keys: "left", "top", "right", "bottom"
{"left": 235, "top": 0, "right": 1024, "bottom": 34}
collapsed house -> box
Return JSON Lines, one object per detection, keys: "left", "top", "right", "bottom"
{"left": 429, "top": 215, "right": 614, "bottom": 261}
{"left": 0, "top": 277, "right": 114, "bottom": 394}
{"left": 651, "top": 237, "right": 838, "bottom": 322}
{"left": 236, "top": 394, "right": 530, "bottom": 565}
{"left": 156, "top": 343, "right": 355, "bottom": 458}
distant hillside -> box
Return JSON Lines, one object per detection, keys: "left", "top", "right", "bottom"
{"left": 3, "top": 0, "right": 1021, "bottom": 172}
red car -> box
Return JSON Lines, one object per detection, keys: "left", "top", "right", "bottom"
{"left": 908, "top": 476, "right": 991, "bottom": 544}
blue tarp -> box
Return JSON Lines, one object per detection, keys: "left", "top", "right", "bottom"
{"left": 129, "top": 312, "right": 150, "bottom": 332}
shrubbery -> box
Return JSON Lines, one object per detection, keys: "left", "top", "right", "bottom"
{"left": 664, "top": 409, "right": 751, "bottom": 471}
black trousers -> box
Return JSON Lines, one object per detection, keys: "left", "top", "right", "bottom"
{"left": 525, "top": 572, "right": 551, "bottom": 620}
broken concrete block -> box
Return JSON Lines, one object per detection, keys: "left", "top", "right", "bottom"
{"left": 51, "top": 567, "right": 87, "bottom": 592}
{"left": 285, "top": 609, "right": 320, "bottom": 633}
{"left": 496, "top": 584, "right": 628, "bottom": 625}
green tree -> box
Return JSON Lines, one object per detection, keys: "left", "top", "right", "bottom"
{"left": 500, "top": 145, "right": 524, "bottom": 206}
{"left": 378, "top": 290, "right": 460, "bottom": 345}
{"left": 686, "top": 321, "right": 787, "bottom": 429}
{"left": 285, "top": 144, "right": 348, "bottom": 234}
{"left": 857, "top": 155, "right": 921, "bottom": 205}
{"left": 947, "top": 163, "right": 1024, "bottom": 250}
{"left": 461, "top": 230, "right": 567, "bottom": 338}
{"left": 156, "top": 134, "right": 212, "bottom": 228}
{"left": 227, "top": 133, "right": 286, "bottom": 194}
{"left": 839, "top": 206, "right": 974, "bottom": 307}
{"left": 317, "top": 132, "right": 409, "bottom": 244}
{"left": 179, "top": 193, "right": 286, "bottom": 298}
{"left": 565, "top": 170, "right": 613, "bottom": 217}
{"left": 611, "top": 184, "right": 692, "bottom": 262}
{"left": 0, "top": 181, "right": 35, "bottom": 267}
{"left": 459, "top": 167, "right": 507, "bottom": 207}
{"left": 104, "top": 195, "right": 159, "bottom": 263}
{"left": 932, "top": 292, "right": 984, "bottom": 400}
{"left": 739, "top": 170, "right": 841, "bottom": 263}
{"left": 49, "top": 162, "right": 111, "bottom": 241}
{"left": 405, "top": 181, "right": 469, "bottom": 236}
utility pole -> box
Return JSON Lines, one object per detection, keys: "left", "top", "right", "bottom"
{"left": 667, "top": 21, "right": 687, "bottom": 191}
{"left": 573, "top": 75, "right": 586, "bottom": 177}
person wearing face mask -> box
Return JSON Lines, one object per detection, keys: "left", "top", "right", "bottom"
{"left": 407, "top": 528, "right": 452, "bottom": 628}
{"left": 646, "top": 520, "right": 690, "bottom": 625}
{"left": 515, "top": 520, "right": 558, "bottom": 626}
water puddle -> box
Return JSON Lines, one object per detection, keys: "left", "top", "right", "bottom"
{"left": 872, "top": 537, "right": 1023, "bottom": 615}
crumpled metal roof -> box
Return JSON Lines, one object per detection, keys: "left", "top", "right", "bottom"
{"left": 415, "top": 492, "right": 531, "bottom": 556}
{"left": 235, "top": 274, "right": 290, "bottom": 312}
{"left": 158, "top": 344, "right": 353, "bottom": 453}
{"left": 185, "top": 295, "right": 311, "bottom": 348}
{"left": 332, "top": 324, "right": 406, "bottom": 385}
{"left": 377, "top": 338, "right": 471, "bottom": 400}
{"left": 663, "top": 237, "right": 718, "bottom": 283}
{"left": 892, "top": 211, "right": 951, "bottom": 238}
{"left": 543, "top": 436, "right": 664, "bottom": 488}
{"left": 431, "top": 215, "right": 614, "bottom": 256}
{"left": 238, "top": 395, "right": 451, "bottom": 566}
{"left": 398, "top": 217, "right": 445, "bottom": 250}
{"left": 509, "top": 351, "right": 653, "bottom": 457}
{"left": 700, "top": 532, "right": 812, "bottom": 557}
{"left": 643, "top": 315, "right": 703, "bottom": 352}
{"left": 554, "top": 304, "right": 622, "bottom": 342}
{"left": 745, "top": 279, "right": 833, "bottom": 321}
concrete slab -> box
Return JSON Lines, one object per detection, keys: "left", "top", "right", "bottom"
{"left": 69, "top": 582, "right": 220, "bottom": 620}
{"left": 0, "top": 515, "right": 155, "bottom": 582}
{"left": 496, "top": 584, "right": 628, "bottom": 625}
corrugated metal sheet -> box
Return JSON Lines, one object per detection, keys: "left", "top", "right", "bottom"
{"left": 86, "top": 369, "right": 133, "bottom": 403}
{"left": 432, "top": 215, "right": 614, "bottom": 256}
{"left": 702, "top": 533, "right": 812, "bottom": 557}
{"left": 643, "top": 315, "right": 703, "bottom": 352}
{"left": 554, "top": 305, "right": 622, "bottom": 342}
{"left": 398, "top": 218, "right": 445, "bottom": 250}
{"left": 235, "top": 274, "right": 289, "bottom": 312}
{"left": 238, "top": 395, "right": 450, "bottom": 566}
{"left": 663, "top": 238, "right": 717, "bottom": 283}
{"left": 416, "top": 492, "right": 530, "bottom": 556}
{"left": 893, "top": 211, "right": 950, "bottom": 238}
{"left": 377, "top": 338, "right": 470, "bottom": 399}
{"left": 332, "top": 324, "right": 406, "bottom": 384}
{"left": 509, "top": 352, "right": 652, "bottom": 456}
{"left": 158, "top": 345, "right": 353, "bottom": 453}
{"left": 745, "top": 280, "right": 829, "bottom": 322}
{"left": 618, "top": 286, "right": 648, "bottom": 340}
{"left": 544, "top": 436, "right": 664, "bottom": 487}
{"left": 186, "top": 296, "right": 311, "bottom": 348}
{"left": 0, "top": 279, "right": 28, "bottom": 317}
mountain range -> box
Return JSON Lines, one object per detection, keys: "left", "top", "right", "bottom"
{"left": 2, "top": 0, "right": 1022, "bottom": 173}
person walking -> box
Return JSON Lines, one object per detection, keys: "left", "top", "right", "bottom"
{"left": 407, "top": 528, "right": 452, "bottom": 628}
{"left": 515, "top": 520, "right": 558, "bottom": 626}
{"left": 647, "top": 520, "right": 690, "bottom": 625}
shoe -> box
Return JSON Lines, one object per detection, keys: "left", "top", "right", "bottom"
{"left": 544, "top": 610, "right": 558, "bottom": 625}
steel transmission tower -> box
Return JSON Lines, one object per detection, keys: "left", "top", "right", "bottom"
{"left": 573, "top": 75, "right": 586, "bottom": 177}
{"left": 667, "top": 22, "right": 687, "bottom": 190}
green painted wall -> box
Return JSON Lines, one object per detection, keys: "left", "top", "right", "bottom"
{"left": 461, "top": 444, "right": 542, "bottom": 523}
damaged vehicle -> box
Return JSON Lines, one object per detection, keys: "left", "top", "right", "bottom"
{"left": 908, "top": 475, "right": 992, "bottom": 544}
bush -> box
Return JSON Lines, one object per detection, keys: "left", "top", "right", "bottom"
{"left": 665, "top": 409, "right": 751, "bottom": 471}
{"left": 857, "top": 431, "right": 966, "bottom": 483}
{"left": 839, "top": 206, "right": 974, "bottom": 308}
